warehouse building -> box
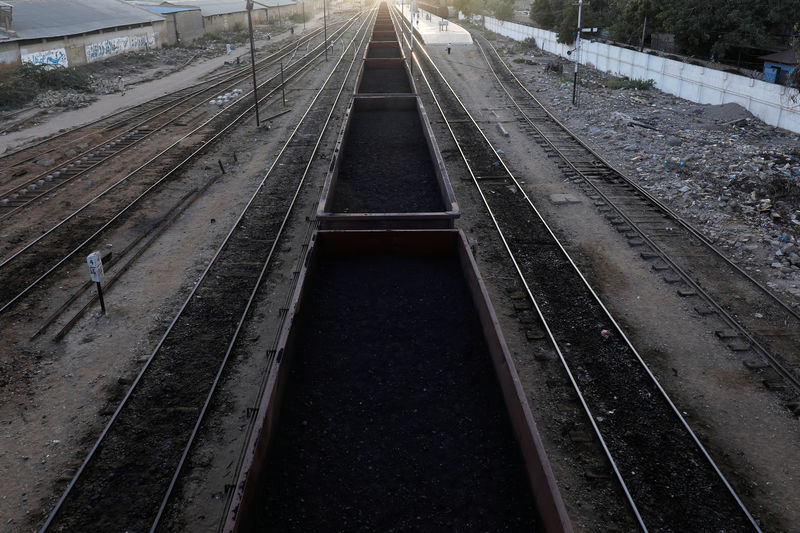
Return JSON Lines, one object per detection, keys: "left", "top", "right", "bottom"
{"left": 0, "top": 0, "right": 167, "bottom": 69}
{"left": 133, "top": 3, "right": 204, "bottom": 45}
{"left": 167, "top": 0, "right": 298, "bottom": 34}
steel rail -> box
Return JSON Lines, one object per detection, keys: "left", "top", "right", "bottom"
{"left": 213, "top": 9, "right": 382, "bottom": 530}
{"left": 0, "top": 19, "right": 358, "bottom": 315}
{"left": 151, "top": 11, "right": 377, "bottom": 531}
{"left": 0, "top": 27, "right": 324, "bottom": 169}
{"left": 389, "top": 12, "right": 642, "bottom": 530}
{"left": 474, "top": 36, "right": 800, "bottom": 395}
{"left": 0, "top": 28, "right": 329, "bottom": 216}
{"left": 38, "top": 12, "right": 370, "bottom": 533}
{"left": 479, "top": 36, "right": 800, "bottom": 325}
{"left": 396, "top": 9, "right": 760, "bottom": 531}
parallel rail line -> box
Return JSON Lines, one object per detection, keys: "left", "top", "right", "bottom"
{"left": 397, "top": 9, "right": 760, "bottom": 532}
{"left": 0, "top": 27, "right": 324, "bottom": 180}
{"left": 0, "top": 19, "right": 355, "bottom": 316}
{"left": 0, "top": 28, "right": 329, "bottom": 219}
{"left": 475, "top": 35, "right": 800, "bottom": 399}
{"left": 41, "top": 9, "right": 375, "bottom": 532}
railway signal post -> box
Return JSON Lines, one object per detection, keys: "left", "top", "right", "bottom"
{"left": 86, "top": 251, "right": 106, "bottom": 314}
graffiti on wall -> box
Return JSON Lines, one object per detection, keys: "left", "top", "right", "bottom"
{"left": 21, "top": 48, "right": 69, "bottom": 67}
{"left": 85, "top": 33, "right": 156, "bottom": 62}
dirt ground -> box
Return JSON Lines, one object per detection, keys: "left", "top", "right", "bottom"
{"left": 1, "top": 11, "right": 799, "bottom": 533}
{"left": 493, "top": 35, "right": 800, "bottom": 306}
{"left": 423, "top": 31, "right": 799, "bottom": 531}
{"left": 0, "top": 19, "right": 338, "bottom": 531}
{"left": 0, "top": 21, "right": 289, "bottom": 152}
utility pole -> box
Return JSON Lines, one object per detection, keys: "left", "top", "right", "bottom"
{"left": 409, "top": 0, "right": 414, "bottom": 74}
{"left": 324, "top": 0, "right": 328, "bottom": 61}
{"left": 246, "top": 0, "right": 261, "bottom": 126}
{"left": 639, "top": 15, "right": 647, "bottom": 52}
{"left": 302, "top": 1, "right": 306, "bottom": 31}
{"left": 572, "top": 0, "right": 582, "bottom": 106}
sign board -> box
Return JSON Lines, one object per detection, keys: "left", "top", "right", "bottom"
{"left": 87, "top": 252, "right": 105, "bottom": 282}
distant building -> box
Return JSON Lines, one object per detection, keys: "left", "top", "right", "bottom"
{"left": 132, "top": 3, "right": 204, "bottom": 45}
{"left": 759, "top": 48, "right": 798, "bottom": 85}
{"left": 162, "top": 0, "right": 298, "bottom": 34}
{"left": 0, "top": 0, "right": 167, "bottom": 69}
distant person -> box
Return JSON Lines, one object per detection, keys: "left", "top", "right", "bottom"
{"left": 117, "top": 75, "right": 126, "bottom": 95}
{"left": 447, "top": 43, "right": 452, "bottom": 55}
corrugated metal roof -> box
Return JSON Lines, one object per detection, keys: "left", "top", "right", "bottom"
{"left": 139, "top": 5, "right": 199, "bottom": 14}
{"left": 173, "top": 0, "right": 295, "bottom": 17}
{"left": 3, "top": 0, "right": 165, "bottom": 42}
{"left": 254, "top": 0, "right": 298, "bottom": 7}
{"left": 759, "top": 49, "right": 798, "bottom": 66}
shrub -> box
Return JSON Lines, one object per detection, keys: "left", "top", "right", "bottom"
{"left": 18, "top": 63, "right": 90, "bottom": 90}
{"left": 604, "top": 76, "right": 654, "bottom": 90}
{"left": 289, "top": 12, "right": 311, "bottom": 23}
{"left": 196, "top": 30, "right": 250, "bottom": 45}
{"left": 0, "top": 64, "right": 90, "bottom": 110}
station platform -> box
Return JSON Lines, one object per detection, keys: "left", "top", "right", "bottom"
{"left": 393, "top": 1, "right": 473, "bottom": 45}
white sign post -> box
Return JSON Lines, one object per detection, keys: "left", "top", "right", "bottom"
{"left": 86, "top": 251, "right": 107, "bottom": 314}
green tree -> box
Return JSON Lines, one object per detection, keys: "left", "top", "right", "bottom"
{"left": 659, "top": 0, "right": 724, "bottom": 57}
{"left": 556, "top": 2, "right": 578, "bottom": 43}
{"left": 453, "top": 0, "right": 484, "bottom": 17}
{"left": 530, "top": 0, "right": 557, "bottom": 28}
{"left": 492, "top": 0, "right": 515, "bottom": 20}
{"left": 659, "top": 0, "right": 800, "bottom": 59}
{"left": 608, "top": 0, "right": 662, "bottom": 46}
{"left": 554, "top": 0, "right": 610, "bottom": 44}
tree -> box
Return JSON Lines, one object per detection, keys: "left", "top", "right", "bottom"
{"left": 492, "top": 0, "right": 515, "bottom": 21}
{"left": 453, "top": 0, "right": 484, "bottom": 17}
{"left": 608, "top": 0, "right": 663, "bottom": 46}
{"left": 556, "top": 3, "right": 578, "bottom": 43}
{"left": 530, "top": 0, "right": 557, "bottom": 29}
{"left": 555, "top": 0, "right": 611, "bottom": 44}
{"left": 659, "top": 0, "right": 800, "bottom": 60}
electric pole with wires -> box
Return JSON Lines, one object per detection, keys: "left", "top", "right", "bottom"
{"left": 571, "top": 0, "right": 597, "bottom": 106}
{"left": 571, "top": 0, "right": 583, "bottom": 105}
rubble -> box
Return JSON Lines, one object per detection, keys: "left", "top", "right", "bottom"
{"left": 34, "top": 90, "right": 95, "bottom": 108}
{"left": 503, "top": 46, "right": 800, "bottom": 305}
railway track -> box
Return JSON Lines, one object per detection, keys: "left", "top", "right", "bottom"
{"left": 0, "top": 27, "right": 324, "bottom": 190}
{"left": 0, "top": 17, "right": 359, "bottom": 317}
{"left": 40, "top": 9, "right": 376, "bottom": 532}
{"left": 224, "top": 6, "right": 570, "bottom": 530}
{"left": 0, "top": 27, "right": 336, "bottom": 226}
{"left": 396, "top": 8, "right": 761, "bottom": 532}
{"left": 473, "top": 34, "right": 800, "bottom": 403}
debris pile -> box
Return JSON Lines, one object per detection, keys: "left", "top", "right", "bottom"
{"left": 506, "top": 49, "right": 800, "bottom": 303}
{"left": 33, "top": 90, "right": 95, "bottom": 108}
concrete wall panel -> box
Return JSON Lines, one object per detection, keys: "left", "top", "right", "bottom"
{"left": 483, "top": 16, "right": 800, "bottom": 134}
{"left": 174, "top": 10, "right": 204, "bottom": 44}
{"left": 19, "top": 46, "right": 69, "bottom": 66}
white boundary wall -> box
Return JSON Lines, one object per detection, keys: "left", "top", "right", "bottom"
{"left": 483, "top": 16, "right": 800, "bottom": 134}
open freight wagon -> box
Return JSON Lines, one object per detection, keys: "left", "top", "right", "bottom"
{"left": 224, "top": 229, "right": 573, "bottom": 533}
{"left": 317, "top": 95, "right": 458, "bottom": 229}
